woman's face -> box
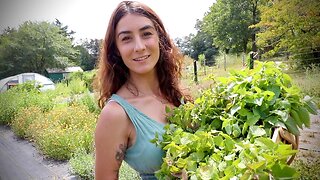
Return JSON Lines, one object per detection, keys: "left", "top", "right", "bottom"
{"left": 115, "top": 14, "right": 160, "bottom": 76}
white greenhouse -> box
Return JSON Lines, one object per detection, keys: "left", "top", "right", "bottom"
{"left": 0, "top": 73, "right": 55, "bottom": 93}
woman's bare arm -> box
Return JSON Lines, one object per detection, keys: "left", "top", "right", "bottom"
{"left": 95, "top": 102, "right": 129, "bottom": 180}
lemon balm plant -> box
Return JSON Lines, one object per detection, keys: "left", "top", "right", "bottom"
{"left": 153, "top": 61, "right": 318, "bottom": 179}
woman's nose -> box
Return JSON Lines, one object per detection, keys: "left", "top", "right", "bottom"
{"left": 134, "top": 37, "right": 146, "bottom": 52}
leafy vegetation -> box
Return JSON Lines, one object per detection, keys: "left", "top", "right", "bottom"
{"left": 0, "top": 82, "right": 54, "bottom": 125}
{"left": 153, "top": 61, "right": 317, "bottom": 179}
{"left": 69, "top": 148, "right": 95, "bottom": 180}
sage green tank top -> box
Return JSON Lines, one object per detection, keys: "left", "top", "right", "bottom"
{"left": 110, "top": 94, "right": 165, "bottom": 174}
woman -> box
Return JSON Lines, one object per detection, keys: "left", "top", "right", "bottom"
{"left": 94, "top": 1, "right": 190, "bottom": 179}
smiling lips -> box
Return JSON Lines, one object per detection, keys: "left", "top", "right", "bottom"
{"left": 133, "top": 55, "right": 150, "bottom": 61}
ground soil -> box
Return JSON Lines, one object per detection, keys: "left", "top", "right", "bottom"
{"left": 295, "top": 110, "right": 320, "bottom": 161}
{"left": 0, "top": 125, "right": 77, "bottom": 180}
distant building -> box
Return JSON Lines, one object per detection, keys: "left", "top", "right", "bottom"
{"left": 45, "top": 66, "right": 83, "bottom": 82}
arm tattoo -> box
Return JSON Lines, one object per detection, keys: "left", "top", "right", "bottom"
{"left": 115, "top": 144, "right": 127, "bottom": 162}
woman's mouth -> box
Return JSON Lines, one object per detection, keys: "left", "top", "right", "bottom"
{"left": 133, "top": 55, "right": 150, "bottom": 61}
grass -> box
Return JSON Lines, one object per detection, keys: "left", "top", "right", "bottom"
{"left": 287, "top": 65, "right": 320, "bottom": 107}
{"left": 181, "top": 54, "right": 247, "bottom": 97}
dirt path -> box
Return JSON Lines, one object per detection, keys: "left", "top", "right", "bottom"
{"left": 0, "top": 125, "right": 76, "bottom": 180}
{"left": 296, "top": 110, "right": 320, "bottom": 160}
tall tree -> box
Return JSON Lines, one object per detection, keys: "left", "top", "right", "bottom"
{"left": 0, "top": 21, "right": 78, "bottom": 79}
{"left": 54, "top": 19, "right": 76, "bottom": 41}
{"left": 81, "top": 38, "right": 102, "bottom": 70}
{"left": 174, "top": 34, "right": 194, "bottom": 56}
{"left": 253, "top": 0, "right": 320, "bottom": 65}
{"left": 203, "top": 0, "right": 250, "bottom": 53}
{"left": 202, "top": 0, "right": 262, "bottom": 54}
{"left": 175, "top": 19, "right": 218, "bottom": 66}
{"left": 190, "top": 29, "right": 218, "bottom": 66}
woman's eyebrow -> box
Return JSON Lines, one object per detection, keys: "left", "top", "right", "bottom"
{"left": 117, "top": 30, "right": 130, "bottom": 38}
{"left": 117, "top": 25, "right": 155, "bottom": 38}
{"left": 140, "top": 25, "right": 155, "bottom": 31}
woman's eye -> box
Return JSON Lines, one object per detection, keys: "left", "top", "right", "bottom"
{"left": 143, "top": 31, "right": 153, "bottom": 37}
{"left": 121, "top": 36, "right": 131, "bottom": 42}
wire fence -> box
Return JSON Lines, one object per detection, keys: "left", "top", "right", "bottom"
{"left": 182, "top": 47, "right": 320, "bottom": 83}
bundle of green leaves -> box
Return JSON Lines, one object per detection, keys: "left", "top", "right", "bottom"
{"left": 153, "top": 61, "right": 318, "bottom": 179}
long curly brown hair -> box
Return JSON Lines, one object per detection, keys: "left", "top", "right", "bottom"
{"left": 94, "top": 1, "right": 191, "bottom": 108}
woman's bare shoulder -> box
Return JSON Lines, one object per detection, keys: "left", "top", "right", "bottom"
{"left": 95, "top": 100, "right": 128, "bottom": 134}
{"left": 102, "top": 100, "right": 126, "bottom": 118}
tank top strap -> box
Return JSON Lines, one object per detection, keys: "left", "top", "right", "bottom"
{"left": 109, "top": 94, "right": 165, "bottom": 132}
{"left": 110, "top": 94, "right": 137, "bottom": 123}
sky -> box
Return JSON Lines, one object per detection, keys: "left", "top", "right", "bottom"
{"left": 0, "top": 0, "right": 216, "bottom": 42}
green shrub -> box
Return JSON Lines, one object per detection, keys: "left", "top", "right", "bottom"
{"left": 34, "top": 105, "right": 97, "bottom": 160}
{"left": 66, "top": 71, "right": 96, "bottom": 92}
{"left": 69, "top": 150, "right": 141, "bottom": 180}
{"left": 68, "top": 78, "right": 88, "bottom": 95}
{"left": 119, "top": 162, "right": 141, "bottom": 180}
{"left": 69, "top": 148, "right": 94, "bottom": 180}
{"left": 0, "top": 84, "right": 54, "bottom": 125}
{"left": 79, "top": 92, "right": 100, "bottom": 115}
{"left": 11, "top": 106, "right": 44, "bottom": 138}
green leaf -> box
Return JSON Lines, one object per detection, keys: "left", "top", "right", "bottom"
{"left": 232, "top": 124, "right": 241, "bottom": 137}
{"left": 249, "top": 126, "right": 266, "bottom": 137}
{"left": 238, "top": 108, "right": 250, "bottom": 116}
{"left": 271, "top": 163, "right": 298, "bottom": 179}
{"left": 224, "top": 153, "right": 235, "bottom": 161}
{"left": 247, "top": 160, "right": 266, "bottom": 170}
{"left": 255, "top": 137, "right": 276, "bottom": 149}
{"left": 230, "top": 105, "right": 241, "bottom": 115}
{"left": 180, "top": 136, "right": 192, "bottom": 145}
{"left": 176, "top": 158, "right": 187, "bottom": 168}
{"left": 305, "top": 100, "right": 318, "bottom": 115}
{"left": 267, "top": 85, "right": 281, "bottom": 99}
{"left": 289, "top": 108, "right": 303, "bottom": 129}
{"left": 222, "top": 135, "right": 235, "bottom": 151}
{"left": 271, "top": 110, "right": 288, "bottom": 120}
{"left": 254, "top": 97, "right": 264, "bottom": 106}
{"left": 263, "top": 91, "right": 275, "bottom": 102}
{"left": 246, "top": 113, "right": 260, "bottom": 126}
{"left": 296, "top": 106, "right": 311, "bottom": 128}
{"left": 186, "top": 159, "right": 197, "bottom": 172}
{"left": 265, "top": 116, "right": 279, "bottom": 126}
{"left": 169, "top": 165, "right": 180, "bottom": 173}
{"left": 189, "top": 151, "right": 205, "bottom": 162}
{"left": 284, "top": 116, "right": 300, "bottom": 136}
{"left": 225, "top": 124, "right": 232, "bottom": 135}
{"left": 199, "top": 164, "right": 218, "bottom": 180}
{"left": 213, "top": 135, "right": 224, "bottom": 147}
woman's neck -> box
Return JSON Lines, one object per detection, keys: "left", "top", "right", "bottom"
{"left": 127, "top": 73, "right": 160, "bottom": 97}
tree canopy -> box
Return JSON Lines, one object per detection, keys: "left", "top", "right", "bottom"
{"left": 0, "top": 21, "right": 78, "bottom": 79}
{"left": 76, "top": 38, "right": 102, "bottom": 71}
{"left": 253, "top": 0, "right": 320, "bottom": 65}
{"left": 203, "top": 0, "right": 254, "bottom": 53}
